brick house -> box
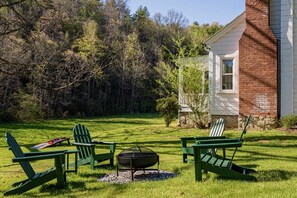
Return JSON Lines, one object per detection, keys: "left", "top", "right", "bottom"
{"left": 206, "top": 0, "right": 295, "bottom": 128}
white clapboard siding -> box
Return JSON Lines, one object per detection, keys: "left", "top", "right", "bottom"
{"left": 207, "top": 14, "right": 245, "bottom": 116}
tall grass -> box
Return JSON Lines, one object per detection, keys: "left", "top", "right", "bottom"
{"left": 1, "top": 114, "right": 297, "bottom": 197}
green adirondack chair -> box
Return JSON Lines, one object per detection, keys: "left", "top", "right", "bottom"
{"left": 72, "top": 124, "right": 116, "bottom": 170}
{"left": 4, "top": 132, "right": 78, "bottom": 196}
{"left": 181, "top": 118, "right": 225, "bottom": 163}
{"left": 192, "top": 115, "right": 256, "bottom": 181}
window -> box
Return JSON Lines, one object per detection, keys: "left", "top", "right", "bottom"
{"left": 222, "top": 59, "right": 233, "bottom": 90}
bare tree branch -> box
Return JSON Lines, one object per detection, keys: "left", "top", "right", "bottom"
{"left": 0, "top": 0, "right": 28, "bottom": 8}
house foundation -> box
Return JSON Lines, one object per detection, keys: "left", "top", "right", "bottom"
{"left": 180, "top": 113, "right": 278, "bottom": 129}
{"left": 178, "top": 112, "right": 209, "bottom": 128}
{"left": 238, "top": 115, "right": 278, "bottom": 130}
{"left": 211, "top": 115, "right": 238, "bottom": 129}
{"left": 178, "top": 112, "right": 196, "bottom": 127}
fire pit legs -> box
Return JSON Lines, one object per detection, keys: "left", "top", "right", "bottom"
{"left": 130, "top": 158, "right": 134, "bottom": 181}
{"left": 116, "top": 153, "right": 159, "bottom": 181}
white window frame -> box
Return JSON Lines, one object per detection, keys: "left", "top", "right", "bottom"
{"left": 218, "top": 55, "right": 238, "bottom": 93}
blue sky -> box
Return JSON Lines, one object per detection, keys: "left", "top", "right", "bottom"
{"left": 127, "top": 0, "right": 245, "bottom": 25}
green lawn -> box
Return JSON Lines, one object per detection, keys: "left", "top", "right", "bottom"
{"left": 1, "top": 114, "right": 297, "bottom": 197}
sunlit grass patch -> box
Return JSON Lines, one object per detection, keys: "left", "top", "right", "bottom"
{"left": 1, "top": 114, "right": 297, "bottom": 197}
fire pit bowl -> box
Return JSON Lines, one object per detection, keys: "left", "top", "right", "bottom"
{"left": 116, "top": 145, "right": 159, "bottom": 181}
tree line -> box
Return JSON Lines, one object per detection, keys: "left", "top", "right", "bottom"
{"left": 0, "top": 0, "right": 222, "bottom": 121}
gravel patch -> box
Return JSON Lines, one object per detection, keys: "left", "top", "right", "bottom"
{"left": 97, "top": 170, "right": 176, "bottom": 184}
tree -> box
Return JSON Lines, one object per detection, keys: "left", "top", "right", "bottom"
{"left": 156, "top": 36, "right": 208, "bottom": 128}
{"left": 122, "top": 32, "right": 149, "bottom": 112}
{"left": 0, "top": 0, "right": 221, "bottom": 121}
{"left": 156, "top": 94, "right": 180, "bottom": 127}
{"left": 187, "top": 22, "right": 223, "bottom": 55}
{"left": 179, "top": 59, "right": 208, "bottom": 128}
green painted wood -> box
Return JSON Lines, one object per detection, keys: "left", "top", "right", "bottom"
{"left": 193, "top": 146, "right": 202, "bottom": 182}
{"left": 192, "top": 115, "right": 257, "bottom": 182}
{"left": 180, "top": 118, "right": 225, "bottom": 163}
{"left": 73, "top": 124, "right": 92, "bottom": 160}
{"left": 5, "top": 133, "right": 35, "bottom": 179}
{"left": 201, "top": 154, "right": 211, "bottom": 162}
{"left": 208, "top": 157, "right": 217, "bottom": 165}
{"left": 221, "top": 160, "right": 230, "bottom": 168}
{"left": 214, "top": 159, "right": 223, "bottom": 167}
{"left": 72, "top": 124, "right": 116, "bottom": 170}
{"left": 4, "top": 133, "right": 67, "bottom": 196}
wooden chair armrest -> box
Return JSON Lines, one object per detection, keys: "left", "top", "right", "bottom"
{"left": 24, "top": 150, "right": 67, "bottom": 156}
{"left": 180, "top": 137, "right": 196, "bottom": 141}
{"left": 92, "top": 140, "right": 116, "bottom": 145}
{"left": 192, "top": 141, "right": 242, "bottom": 149}
{"left": 194, "top": 136, "right": 226, "bottom": 140}
{"left": 12, "top": 152, "right": 65, "bottom": 162}
{"left": 195, "top": 138, "right": 241, "bottom": 145}
{"left": 181, "top": 136, "right": 226, "bottom": 148}
{"left": 71, "top": 142, "right": 96, "bottom": 147}
{"left": 181, "top": 136, "right": 226, "bottom": 141}
{"left": 64, "top": 150, "right": 79, "bottom": 154}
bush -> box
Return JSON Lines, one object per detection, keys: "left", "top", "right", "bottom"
{"left": 279, "top": 114, "right": 297, "bottom": 128}
{"left": 0, "top": 110, "right": 15, "bottom": 122}
{"left": 8, "top": 92, "right": 44, "bottom": 121}
{"left": 156, "top": 95, "right": 180, "bottom": 127}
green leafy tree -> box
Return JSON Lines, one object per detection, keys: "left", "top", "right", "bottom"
{"left": 156, "top": 94, "right": 180, "bottom": 127}
{"left": 156, "top": 36, "right": 208, "bottom": 128}
{"left": 179, "top": 60, "right": 208, "bottom": 128}
{"left": 72, "top": 19, "right": 105, "bottom": 75}
{"left": 187, "top": 22, "right": 223, "bottom": 56}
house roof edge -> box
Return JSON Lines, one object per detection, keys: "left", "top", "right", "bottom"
{"left": 205, "top": 12, "right": 246, "bottom": 48}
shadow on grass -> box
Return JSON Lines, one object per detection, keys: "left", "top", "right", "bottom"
{"left": 245, "top": 135, "right": 297, "bottom": 142}
{"left": 256, "top": 169, "right": 297, "bottom": 182}
{"left": 214, "top": 169, "right": 297, "bottom": 182}
{"left": 79, "top": 172, "right": 107, "bottom": 179}
{"left": 39, "top": 181, "right": 86, "bottom": 194}
{"left": 0, "top": 163, "right": 19, "bottom": 169}
{"left": 0, "top": 123, "right": 71, "bottom": 132}
{"left": 117, "top": 140, "right": 180, "bottom": 148}
{"left": 239, "top": 150, "right": 297, "bottom": 163}
{"left": 81, "top": 120, "right": 152, "bottom": 126}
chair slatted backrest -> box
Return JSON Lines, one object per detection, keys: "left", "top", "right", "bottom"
{"left": 229, "top": 115, "right": 251, "bottom": 166}
{"left": 5, "top": 133, "right": 35, "bottom": 178}
{"left": 73, "top": 124, "right": 93, "bottom": 159}
{"left": 209, "top": 118, "right": 225, "bottom": 137}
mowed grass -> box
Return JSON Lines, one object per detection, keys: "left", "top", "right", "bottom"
{"left": 1, "top": 114, "right": 297, "bottom": 197}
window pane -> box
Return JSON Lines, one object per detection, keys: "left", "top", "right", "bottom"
{"left": 223, "top": 60, "right": 233, "bottom": 74}
{"left": 222, "top": 75, "right": 233, "bottom": 90}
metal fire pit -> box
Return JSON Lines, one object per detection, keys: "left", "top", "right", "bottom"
{"left": 116, "top": 145, "right": 159, "bottom": 181}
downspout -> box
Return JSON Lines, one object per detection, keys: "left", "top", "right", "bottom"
{"left": 292, "top": 1, "right": 297, "bottom": 114}
{"left": 292, "top": 0, "right": 295, "bottom": 114}
{"left": 277, "top": 39, "right": 281, "bottom": 119}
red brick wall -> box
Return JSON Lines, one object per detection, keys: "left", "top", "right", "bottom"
{"left": 239, "top": 0, "right": 278, "bottom": 117}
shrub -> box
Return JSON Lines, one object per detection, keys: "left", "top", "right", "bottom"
{"left": 8, "top": 92, "right": 44, "bottom": 121}
{"left": 279, "top": 114, "right": 297, "bottom": 128}
{"left": 156, "top": 95, "right": 180, "bottom": 127}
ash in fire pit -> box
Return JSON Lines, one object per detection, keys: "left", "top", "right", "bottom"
{"left": 116, "top": 145, "right": 159, "bottom": 181}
